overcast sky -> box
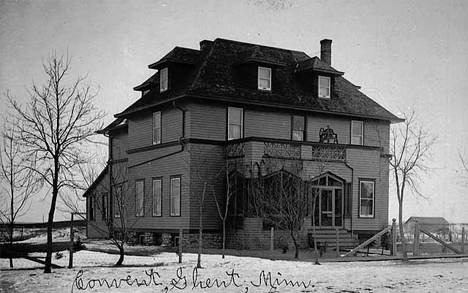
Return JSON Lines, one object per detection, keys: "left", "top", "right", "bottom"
{"left": 1, "top": 0, "right": 467, "bottom": 223}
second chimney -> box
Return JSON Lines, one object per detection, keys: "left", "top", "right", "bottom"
{"left": 320, "top": 39, "right": 332, "bottom": 65}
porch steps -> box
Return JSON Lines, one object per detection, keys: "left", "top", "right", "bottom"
{"left": 309, "top": 229, "right": 359, "bottom": 248}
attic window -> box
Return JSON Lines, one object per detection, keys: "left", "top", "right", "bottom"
{"left": 318, "top": 76, "right": 330, "bottom": 98}
{"left": 258, "top": 67, "right": 271, "bottom": 91}
{"left": 160, "top": 67, "right": 168, "bottom": 92}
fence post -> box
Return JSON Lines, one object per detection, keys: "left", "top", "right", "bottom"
{"left": 413, "top": 221, "right": 420, "bottom": 256}
{"left": 335, "top": 228, "right": 340, "bottom": 257}
{"left": 270, "top": 227, "right": 274, "bottom": 252}
{"left": 178, "top": 228, "right": 183, "bottom": 263}
{"left": 391, "top": 218, "right": 397, "bottom": 256}
{"left": 68, "top": 213, "right": 74, "bottom": 269}
{"left": 462, "top": 227, "right": 465, "bottom": 254}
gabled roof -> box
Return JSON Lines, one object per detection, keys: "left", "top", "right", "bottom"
{"left": 82, "top": 166, "right": 108, "bottom": 197}
{"left": 116, "top": 38, "right": 402, "bottom": 123}
{"left": 97, "top": 117, "right": 128, "bottom": 134}
{"left": 405, "top": 217, "right": 449, "bottom": 225}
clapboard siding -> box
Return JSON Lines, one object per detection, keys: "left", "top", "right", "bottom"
{"left": 244, "top": 109, "right": 291, "bottom": 139}
{"left": 86, "top": 171, "right": 110, "bottom": 239}
{"left": 365, "top": 120, "right": 390, "bottom": 152}
{"left": 112, "top": 130, "right": 128, "bottom": 160}
{"left": 188, "top": 102, "right": 226, "bottom": 140}
{"left": 188, "top": 143, "right": 225, "bottom": 230}
{"left": 347, "top": 147, "right": 389, "bottom": 230}
{"left": 126, "top": 150, "right": 191, "bottom": 230}
{"left": 128, "top": 105, "right": 184, "bottom": 150}
{"left": 308, "top": 115, "right": 350, "bottom": 144}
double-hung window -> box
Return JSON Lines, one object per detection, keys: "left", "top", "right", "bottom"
{"left": 351, "top": 120, "right": 363, "bottom": 145}
{"left": 89, "top": 196, "right": 95, "bottom": 221}
{"left": 258, "top": 67, "right": 271, "bottom": 90}
{"left": 292, "top": 115, "right": 305, "bottom": 141}
{"left": 318, "top": 76, "right": 331, "bottom": 98}
{"left": 152, "top": 178, "right": 162, "bottom": 217}
{"left": 153, "top": 111, "right": 161, "bottom": 145}
{"left": 359, "top": 180, "right": 375, "bottom": 218}
{"left": 101, "top": 193, "right": 108, "bottom": 220}
{"left": 135, "top": 180, "right": 145, "bottom": 217}
{"left": 114, "top": 186, "right": 122, "bottom": 218}
{"left": 160, "top": 67, "right": 168, "bottom": 92}
{"left": 170, "top": 176, "right": 181, "bottom": 216}
{"left": 228, "top": 107, "right": 243, "bottom": 140}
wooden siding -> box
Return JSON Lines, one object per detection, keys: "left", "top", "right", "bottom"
{"left": 112, "top": 131, "right": 128, "bottom": 160}
{"left": 346, "top": 147, "right": 389, "bottom": 231}
{"left": 244, "top": 109, "right": 290, "bottom": 139}
{"left": 365, "top": 120, "right": 390, "bottom": 153}
{"left": 128, "top": 105, "right": 184, "bottom": 151}
{"left": 187, "top": 102, "right": 226, "bottom": 140}
{"left": 188, "top": 143, "right": 225, "bottom": 230}
{"left": 126, "top": 149, "right": 191, "bottom": 230}
{"left": 307, "top": 115, "right": 350, "bottom": 144}
{"left": 86, "top": 171, "right": 110, "bottom": 239}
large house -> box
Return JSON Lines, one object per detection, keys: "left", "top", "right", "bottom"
{"left": 84, "top": 38, "right": 402, "bottom": 249}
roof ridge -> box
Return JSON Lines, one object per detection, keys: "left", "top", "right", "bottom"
{"left": 187, "top": 41, "right": 216, "bottom": 92}
{"left": 214, "top": 37, "right": 308, "bottom": 55}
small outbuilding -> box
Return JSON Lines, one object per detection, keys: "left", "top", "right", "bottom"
{"left": 404, "top": 217, "right": 450, "bottom": 236}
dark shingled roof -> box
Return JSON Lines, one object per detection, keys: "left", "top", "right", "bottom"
{"left": 148, "top": 47, "right": 201, "bottom": 69}
{"left": 116, "top": 38, "right": 402, "bottom": 123}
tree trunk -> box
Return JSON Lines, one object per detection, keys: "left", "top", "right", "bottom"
{"left": 44, "top": 163, "right": 59, "bottom": 273}
{"left": 222, "top": 219, "right": 226, "bottom": 259}
{"left": 116, "top": 244, "right": 124, "bottom": 266}
{"left": 290, "top": 230, "right": 299, "bottom": 259}
{"left": 398, "top": 202, "right": 407, "bottom": 261}
{"left": 9, "top": 224, "right": 13, "bottom": 268}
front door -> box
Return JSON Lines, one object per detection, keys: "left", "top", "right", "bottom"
{"left": 314, "top": 188, "right": 343, "bottom": 228}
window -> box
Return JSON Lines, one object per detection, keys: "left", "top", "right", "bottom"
{"left": 351, "top": 120, "right": 363, "bottom": 145}
{"left": 359, "top": 180, "right": 375, "bottom": 218}
{"left": 160, "top": 67, "right": 168, "bottom": 92}
{"left": 318, "top": 76, "right": 331, "bottom": 98}
{"left": 89, "top": 196, "right": 95, "bottom": 221}
{"left": 152, "top": 178, "right": 162, "bottom": 217}
{"left": 258, "top": 67, "right": 271, "bottom": 90}
{"left": 114, "top": 186, "right": 122, "bottom": 218}
{"left": 292, "top": 115, "right": 305, "bottom": 141}
{"left": 101, "top": 193, "right": 108, "bottom": 220}
{"left": 228, "top": 107, "right": 243, "bottom": 140}
{"left": 170, "top": 176, "right": 181, "bottom": 216}
{"left": 135, "top": 180, "right": 144, "bottom": 217}
{"left": 153, "top": 111, "right": 161, "bottom": 145}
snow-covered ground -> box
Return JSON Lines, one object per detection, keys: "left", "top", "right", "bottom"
{"left": 1, "top": 250, "right": 467, "bottom": 293}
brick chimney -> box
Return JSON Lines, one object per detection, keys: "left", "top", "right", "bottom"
{"left": 320, "top": 39, "right": 332, "bottom": 65}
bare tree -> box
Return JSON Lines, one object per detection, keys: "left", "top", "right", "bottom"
{"left": 0, "top": 126, "right": 41, "bottom": 268}
{"left": 6, "top": 53, "right": 105, "bottom": 273}
{"left": 185, "top": 144, "right": 223, "bottom": 268}
{"left": 457, "top": 150, "right": 468, "bottom": 188}
{"left": 211, "top": 160, "right": 236, "bottom": 259}
{"left": 387, "top": 111, "right": 436, "bottom": 260}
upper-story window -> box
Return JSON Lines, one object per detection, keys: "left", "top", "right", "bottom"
{"left": 160, "top": 67, "right": 168, "bottom": 92}
{"left": 351, "top": 120, "right": 363, "bottom": 145}
{"left": 318, "top": 76, "right": 331, "bottom": 98}
{"left": 153, "top": 111, "right": 161, "bottom": 145}
{"left": 258, "top": 67, "right": 271, "bottom": 91}
{"left": 292, "top": 115, "right": 305, "bottom": 141}
{"left": 228, "top": 107, "right": 243, "bottom": 140}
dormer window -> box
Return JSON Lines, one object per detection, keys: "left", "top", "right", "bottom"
{"left": 160, "top": 67, "right": 168, "bottom": 92}
{"left": 318, "top": 76, "right": 330, "bottom": 98}
{"left": 258, "top": 67, "right": 271, "bottom": 91}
